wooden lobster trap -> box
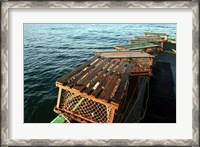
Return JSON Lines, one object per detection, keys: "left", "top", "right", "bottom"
{"left": 143, "top": 32, "right": 168, "bottom": 41}
{"left": 96, "top": 51, "right": 155, "bottom": 76}
{"left": 114, "top": 43, "right": 159, "bottom": 54}
{"left": 54, "top": 55, "right": 132, "bottom": 123}
{"left": 128, "top": 39, "right": 160, "bottom": 44}
{"left": 128, "top": 39, "right": 164, "bottom": 50}
{"left": 134, "top": 33, "right": 169, "bottom": 50}
{"left": 134, "top": 36, "right": 165, "bottom": 41}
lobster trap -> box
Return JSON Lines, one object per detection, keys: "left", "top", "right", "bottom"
{"left": 96, "top": 51, "right": 155, "bottom": 76}
{"left": 129, "top": 33, "right": 169, "bottom": 50}
{"left": 134, "top": 36, "right": 165, "bottom": 42}
{"left": 114, "top": 43, "right": 159, "bottom": 53}
{"left": 143, "top": 32, "right": 168, "bottom": 41}
{"left": 54, "top": 55, "right": 131, "bottom": 123}
{"left": 128, "top": 39, "right": 164, "bottom": 50}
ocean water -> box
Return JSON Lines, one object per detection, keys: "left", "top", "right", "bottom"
{"left": 24, "top": 24, "right": 176, "bottom": 123}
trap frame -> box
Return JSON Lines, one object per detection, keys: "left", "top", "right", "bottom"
{"left": 54, "top": 55, "right": 132, "bottom": 123}
{"left": 96, "top": 51, "right": 155, "bottom": 76}
{"left": 114, "top": 43, "right": 159, "bottom": 54}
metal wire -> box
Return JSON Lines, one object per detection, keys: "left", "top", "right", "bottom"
{"left": 130, "top": 58, "right": 151, "bottom": 69}
{"left": 61, "top": 91, "right": 113, "bottom": 123}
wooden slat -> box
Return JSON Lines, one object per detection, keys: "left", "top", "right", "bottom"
{"left": 109, "top": 107, "right": 116, "bottom": 123}
{"left": 99, "top": 62, "right": 126, "bottom": 102}
{"left": 91, "top": 61, "right": 122, "bottom": 98}
{"left": 129, "top": 39, "right": 161, "bottom": 42}
{"left": 115, "top": 44, "right": 159, "bottom": 51}
{"left": 135, "top": 37, "right": 164, "bottom": 41}
{"left": 130, "top": 72, "right": 153, "bottom": 76}
{"left": 56, "top": 87, "right": 62, "bottom": 108}
{"left": 128, "top": 40, "right": 162, "bottom": 44}
{"left": 144, "top": 32, "right": 167, "bottom": 36}
{"left": 112, "top": 64, "right": 132, "bottom": 104}
{"left": 67, "top": 58, "right": 104, "bottom": 88}
{"left": 76, "top": 58, "right": 110, "bottom": 87}
{"left": 114, "top": 46, "right": 127, "bottom": 51}
{"left": 56, "top": 82, "right": 119, "bottom": 109}
{"left": 79, "top": 59, "right": 116, "bottom": 93}
{"left": 58, "top": 55, "right": 100, "bottom": 84}
{"left": 96, "top": 51, "right": 155, "bottom": 58}
{"left": 135, "top": 36, "right": 164, "bottom": 39}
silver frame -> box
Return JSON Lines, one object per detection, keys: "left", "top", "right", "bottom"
{"left": 1, "top": 1, "right": 199, "bottom": 146}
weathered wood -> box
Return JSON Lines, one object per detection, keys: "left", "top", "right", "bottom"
{"left": 82, "top": 59, "right": 116, "bottom": 93}
{"left": 130, "top": 72, "right": 153, "bottom": 76}
{"left": 115, "top": 44, "right": 159, "bottom": 51}
{"left": 67, "top": 57, "right": 103, "bottom": 88}
{"left": 112, "top": 64, "right": 132, "bottom": 104}
{"left": 143, "top": 32, "right": 169, "bottom": 41}
{"left": 58, "top": 55, "right": 100, "bottom": 84}
{"left": 99, "top": 62, "right": 126, "bottom": 101}
{"left": 135, "top": 36, "right": 164, "bottom": 40}
{"left": 115, "top": 46, "right": 127, "bottom": 51}
{"left": 96, "top": 51, "right": 155, "bottom": 58}
{"left": 109, "top": 107, "right": 116, "bottom": 123}
{"left": 56, "top": 87, "right": 62, "bottom": 108}
{"left": 77, "top": 58, "right": 110, "bottom": 87}
{"left": 128, "top": 39, "right": 162, "bottom": 45}
{"left": 144, "top": 32, "right": 167, "bottom": 36}
{"left": 91, "top": 61, "right": 123, "bottom": 98}
{"left": 96, "top": 51, "right": 155, "bottom": 77}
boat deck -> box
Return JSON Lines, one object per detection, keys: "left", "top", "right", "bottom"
{"left": 141, "top": 44, "right": 176, "bottom": 123}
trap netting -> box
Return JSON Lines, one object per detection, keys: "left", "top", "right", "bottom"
{"left": 130, "top": 58, "right": 152, "bottom": 69}
{"left": 60, "top": 91, "right": 113, "bottom": 123}
{"left": 117, "top": 58, "right": 152, "bottom": 70}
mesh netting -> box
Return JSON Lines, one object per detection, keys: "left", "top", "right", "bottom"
{"left": 118, "top": 58, "right": 151, "bottom": 70}
{"left": 130, "top": 58, "right": 151, "bottom": 69}
{"left": 61, "top": 91, "right": 113, "bottom": 123}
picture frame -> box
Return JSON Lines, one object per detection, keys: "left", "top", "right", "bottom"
{"left": 1, "top": 1, "right": 199, "bottom": 146}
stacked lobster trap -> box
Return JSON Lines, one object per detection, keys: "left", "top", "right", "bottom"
{"left": 117, "top": 32, "right": 169, "bottom": 53}
{"left": 53, "top": 32, "right": 167, "bottom": 123}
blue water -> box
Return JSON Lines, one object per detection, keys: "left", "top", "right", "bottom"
{"left": 24, "top": 24, "right": 176, "bottom": 123}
